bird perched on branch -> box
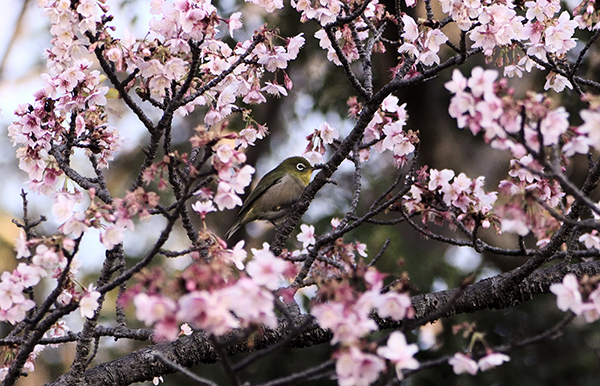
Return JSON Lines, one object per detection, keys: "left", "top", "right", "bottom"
{"left": 226, "top": 156, "right": 314, "bottom": 239}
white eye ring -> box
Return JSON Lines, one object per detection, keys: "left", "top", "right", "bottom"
{"left": 296, "top": 163, "right": 306, "bottom": 171}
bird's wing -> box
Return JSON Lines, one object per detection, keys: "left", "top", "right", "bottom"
{"left": 236, "top": 172, "right": 283, "bottom": 219}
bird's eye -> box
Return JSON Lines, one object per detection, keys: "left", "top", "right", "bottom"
{"left": 296, "top": 163, "right": 306, "bottom": 171}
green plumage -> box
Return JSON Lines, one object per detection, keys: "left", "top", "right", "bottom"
{"left": 226, "top": 157, "right": 313, "bottom": 239}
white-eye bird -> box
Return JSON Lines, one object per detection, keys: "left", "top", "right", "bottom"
{"left": 226, "top": 156, "right": 314, "bottom": 239}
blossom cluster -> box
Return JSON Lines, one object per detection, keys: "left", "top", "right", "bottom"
{"left": 494, "top": 155, "right": 565, "bottom": 241}
{"left": 55, "top": 187, "right": 160, "bottom": 250}
{"left": 308, "top": 0, "right": 384, "bottom": 66}
{"left": 438, "top": 0, "right": 576, "bottom": 63}
{"left": 402, "top": 167, "right": 498, "bottom": 232}
{"left": 444, "top": 67, "right": 600, "bottom": 240}
{"left": 399, "top": 14, "right": 448, "bottom": 66}
{"left": 104, "top": 0, "right": 305, "bottom": 121}
{"left": 311, "top": 265, "right": 418, "bottom": 384}
{"left": 0, "top": 226, "right": 101, "bottom": 378}
{"left": 446, "top": 67, "right": 558, "bottom": 154}
{"left": 130, "top": 238, "right": 293, "bottom": 340}
{"left": 0, "top": 344, "right": 45, "bottom": 382}
{"left": 8, "top": 58, "right": 115, "bottom": 194}
{"left": 449, "top": 351, "right": 510, "bottom": 375}
{"left": 356, "top": 95, "right": 418, "bottom": 167}
{"left": 550, "top": 273, "right": 600, "bottom": 323}
{"left": 304, "top": 122, "right": 340, "bottom": 164}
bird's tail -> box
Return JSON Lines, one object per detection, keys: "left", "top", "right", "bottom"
{"left": 225, "top": 221, "right": 241, "bottom": 239}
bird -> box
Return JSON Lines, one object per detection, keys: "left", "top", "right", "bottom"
{"left": 226, "top": 156, "right": 314, "bottom": 239}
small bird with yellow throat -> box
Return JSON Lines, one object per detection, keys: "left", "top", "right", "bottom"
{"left": 226, "top": 156, "right": 314, "bottom": 239}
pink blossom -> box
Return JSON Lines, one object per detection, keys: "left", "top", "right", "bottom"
{"left": 478, "top": 352, "right": 510, "bottom": 371}
{"left": 261, "top": 82, "right": 288, "bottom": 97}
{"left": 579, "top": 109, "right": 600, "bottom": 151}
{"left": 15, "top": 263, "right": 46, "bottom": 288}
{"left": 544, "top": 73, "right": 573, "bottom": 93}
{"left": 256, "top": 45, "right": 288, "bottom": 72}
{"left": 225, "top": 240, "right": 247, "bottom": 269}
{"left": 418, "top": 320, "right": 443, "bottom": 350}
{"left": 230, "top": 165, "right": 255, "bottom": 194}
{"left": 377, "top": 331, "right": 419, "bottom": 380}
{"left": 177, "top": 290, "right": 239, "bottom": 335}
{"left": 317, "top": 122, "right": 339, "bottom": 144}
{"left": 371, "top": 291, "right": 414, "bottom": 320}
{"left": 401, "top": 14, "right": 419, "bottom": 42}
{"left": 312, "top": 301, "right": 377, "bottom": 344}
{"left": 579, "top": 232, "right": 600, "bottom": 250}
{"left": 48, "top": 321, "right": 70, "bottom": 345}
{"left": 466, "top": 67, "right": 498, "bottom": 100}
{"left": 336, "top": 346, "right": 386, "bottom": 386}
{"left": 222, "top": 278, "right": 277, "bottom": 328}
{"left": 499, "top": 217, "right": 530, "bottom": 236}
{"left": 242, "top": 86, "right": 267, "bottom": 104}
{"left": 381, "top": 95, "right": 400, "bottom": 113}
{"left": 0, "top": 272, "right": 25, "bottom": 310}
{"left": 286, "top": 33, "right": 305, "bottom": 59}
{"left": 355, "top": 242, "right": 368, "bottom": 257}
{"left": 100, "top": 225, "right": 125, "bottom": 250}
{"left": 540, "top": 107, "right": 569, "bottom": 146}
{"left": 164, "top": 57, "right": 187, "bottom": 81}
{"left": 448, "top": 352, "right": 479, "bottom": 375}
{"left": 191, "top": 200, "right": 216, "bottom": 220}
{"left": 297, "top": 224, "right": 316, "bottom": 248}
{"left": 314, "top": 29, "right": 342, "bottom": 66}
{"left": 303, "top": 150, "right": 324, "bottom": 165}
{"left": 227, "top": 12, "right": 243, "bottom": 37}
{"left": 153, "top": 376, "right": 164, "bottom": 385}
{"left": 550, "top": 273, "right": 583, "bottom": 315}
{"left": 52, "top": 193, "right": 77, "bottom": 223}
{"left": 1, "top": 300, "right": 35, "bottom": 325}
{"left": 80, "top": 285, "right": 101, "bottom": 319}
{"left": 509, "top": 155, "right": 541, "bottom": 183}
{"left": 445, "top": 69, "right": 468, "bottom": 94}
{"left": 525, "top": 0, "right": 560, "bottom": 21}
{"left": 134, "top": 293, "right": 178, "bottom": 326}
{"left": 214, "top": 182, "right": 243, "bottom": 210}
{"left": 247, "top": 243, "right": 290, "bottom": 290}
{"left": 60, "top": 211, "right": 88, "bottom": 237}
{"left": 581, "top": 302, "right": 600, "bottom": 323}
{"left": 15, "top": 229, "right": 31, "bottom": 259}
{"left": 32, "top": 244, "right": 61, "bottom": 269}
{"left": 544, "top": 12, "right": 577, "bottom": 55}
{"left": 428, "top": 169, "right": 455, "bottom": 191}
{"left": 424, "top": 29, "right": 448, "bottom": 52}
{"left": 236, "top": 127, "right": 258, "bottom": 148}
{"left": 180, "top": 323, "right": 193, "bottom": 336}
{"left": 245, "top": 0, "right": 284, "bottom": 13}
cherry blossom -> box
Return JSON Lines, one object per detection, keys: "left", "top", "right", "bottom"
{"left": 191, "top": 200, "right": 217, "bottom": 221}
{"left": 224, "top": 240, "right": 247, "bottom": 269}
{"left": 297, "top": 224, "right": 316, "bottom": 248}
{"left": 335, "top": 346, "right": 386, "bottom": 386}
{"left": 134, "top": 294, "right": 178, "bottom": 326}
{"left": 544, "top": 11, "right": 578, "bottom": 55}
{"left": 448, "top": 352, "right": 479, "bottom": 375}
{"left": 312, "top": 301, "right": 377, "bottom": 344}
{"left": 478, "top": 352, "right": 510, "bottom": 371}
{"left": 550, "top": 274, "right": 583, "bottom": 315}
{"left": 376, "top": 331, "right": 419, "bottom": 380}
{"left": 80, "top": 285, "right": 101, "bottom": 319}
{"left": 177, "top": 290, "right": 239, "bottom": 335}
{"left": 246, "top": 243, "right": 291, "bottom": 290}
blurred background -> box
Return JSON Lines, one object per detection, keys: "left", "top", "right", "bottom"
{"left": 1, "top": 0, "right": 599, "bottom": 385}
